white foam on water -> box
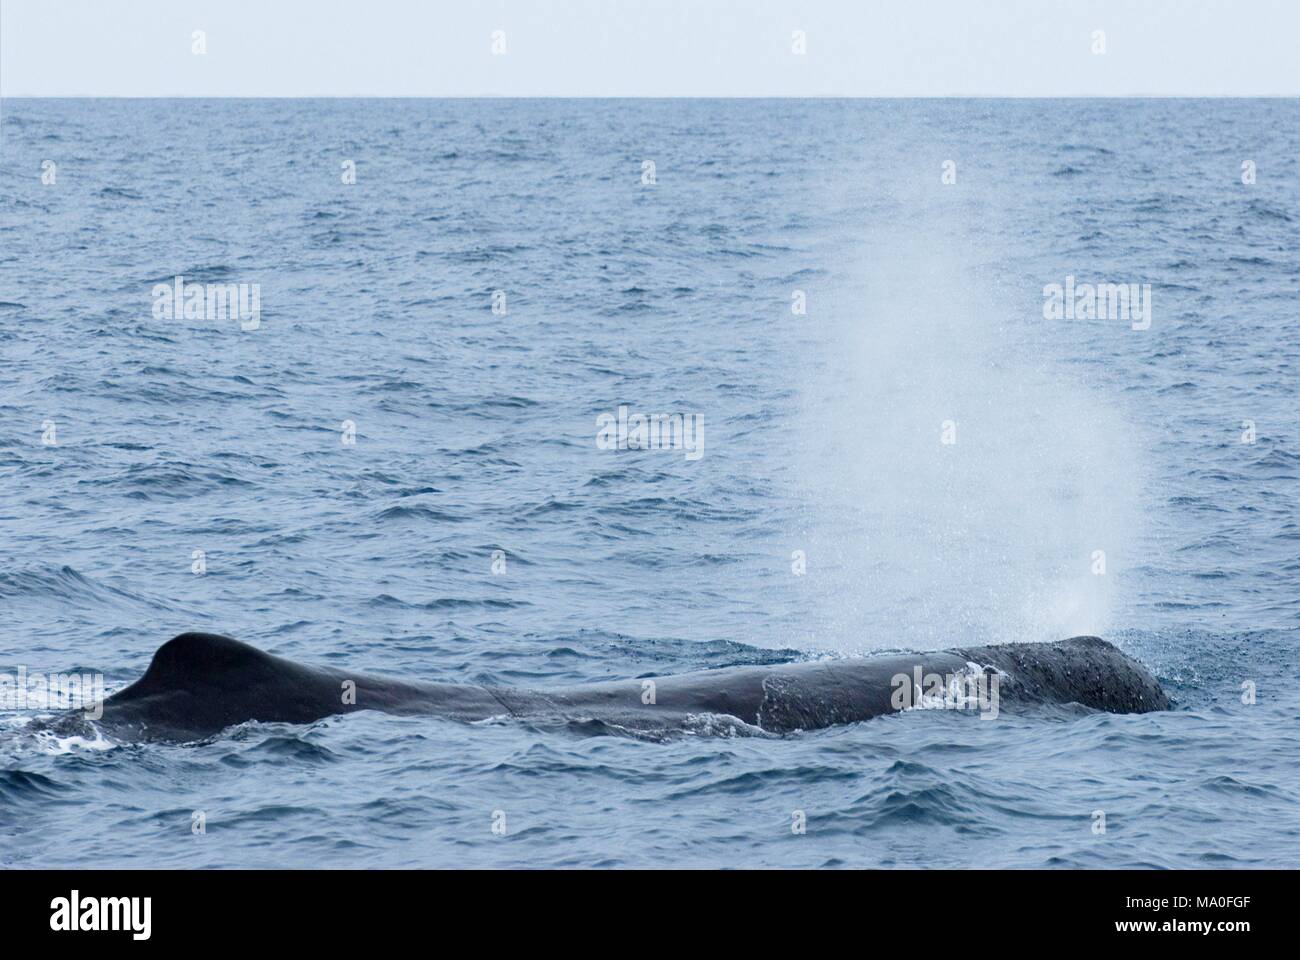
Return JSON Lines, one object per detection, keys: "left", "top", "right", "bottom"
{"left": 0, "top": 712, "right": 120, "bottom": 754}
{"left": 33, "top": 726, "right": 119, "bottom": 754}
{"left": 681, "top": 713, "right": 768, "bottom": 738}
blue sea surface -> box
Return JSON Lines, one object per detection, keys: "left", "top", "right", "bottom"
{"left": 1, "top": 99, "right": 1298, "bottom": 867}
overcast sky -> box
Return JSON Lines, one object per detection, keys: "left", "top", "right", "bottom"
{"left": 2, "top": 0, "right": 1297, "bottom": 97}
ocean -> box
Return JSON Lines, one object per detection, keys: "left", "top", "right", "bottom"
{"left": 1, "top": 98, "right": 1297, "bottom": 867}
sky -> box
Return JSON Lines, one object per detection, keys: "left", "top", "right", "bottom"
{"left": 1, "top": 0, "right": 1297, "bottom": 97}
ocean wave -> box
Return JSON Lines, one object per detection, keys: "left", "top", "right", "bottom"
{"left": 0, "top": 564, "right": 173, "bottom": 611}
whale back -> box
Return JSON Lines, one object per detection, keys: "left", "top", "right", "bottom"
{"left": 98, "top": 632, "right": 353, "bottom": 740}
{"left": 79, "top": 632, "right": 1169, "bottom": 742}
{"left": 957, "top": 635, "right": 1170, "bottom": 713}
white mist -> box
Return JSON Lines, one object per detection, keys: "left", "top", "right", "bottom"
{"left": 792, "top": 183, "right": 1146, "bottom": 653}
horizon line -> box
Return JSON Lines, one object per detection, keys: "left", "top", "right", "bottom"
{"left": 2, "top": 93, "right": 1298, "bottom": 100}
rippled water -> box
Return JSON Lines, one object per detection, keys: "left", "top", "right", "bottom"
{"left": 1, "top": 99, "right": 1297, "bottom": 867}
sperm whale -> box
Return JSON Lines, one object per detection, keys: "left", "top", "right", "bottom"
{"left": 59, "top": 632, "right": 1168, "bottom": 743}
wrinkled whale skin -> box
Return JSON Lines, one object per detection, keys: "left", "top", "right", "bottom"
{"left": 77, "top": 631, "right": 1168, "bottom": 742}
